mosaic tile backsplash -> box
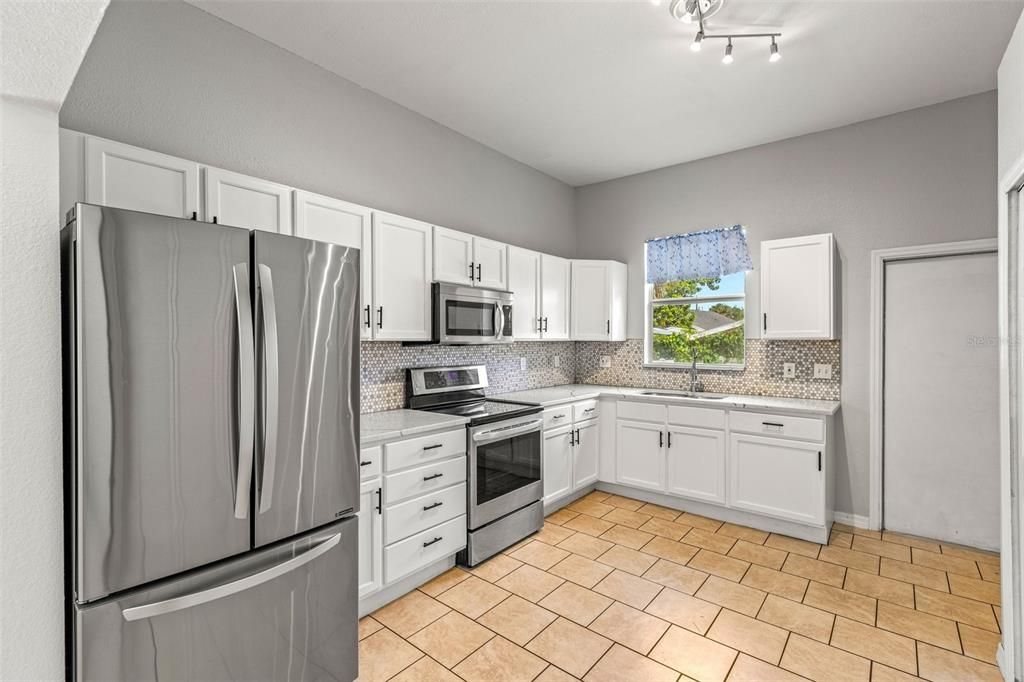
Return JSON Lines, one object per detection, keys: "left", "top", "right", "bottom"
{"left": 360, "top": 337, "right": 839, "bottom": 412}
{"left": 577, "top": 338, "right": 841, "bottom": 401}
{"left": 360, "top": 341, "right": 576, "bottom": 413}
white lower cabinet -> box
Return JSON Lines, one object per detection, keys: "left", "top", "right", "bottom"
{"left": 542, "top": 402, "right": 602, "bottom": 506}
{"left": 729, "top": 433, "right": 825, "bottom": 526}
{"left": 615, "top": 420, "right": 665, "bottom": 491}
{"left": 666, "top": 426, "right": 726, "bottom": 504}
{"left": 543, "top": 425, "right": 574, "bottom": 504}
{"left": 358, "top": 478, "right": 383, "bottom": 599}
{"left": 573, "top": 419, "right": 599, "bottom": 488}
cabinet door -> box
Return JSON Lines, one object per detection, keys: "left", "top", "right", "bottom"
{"left": 433, "top": 226, "right": 475, "bottom": 286}
{"left": 358, "top": 479, "right": 383, "bottom": 598}
{"left": 615, "top": 420, "right": 665, "bottom": 491}
{"left": 571, "top": 261, "right": 611, "bottom": 340}
{"left": 666, "top": 427, "right": 725, "bottom": 504}
{"left": 294, "top": 190, "right": 374, "bottom": 338}
{"left": 474, "top": 237, "right": 508, "bottom": 290}
{"left": 204, "top": 168, "right": 292, "bottom": 234}
{"left": 729, "top": 434, "right": 824, "bottom": 525}
{"left": 573, "top": 419, "right": 600, "bottom": 489}
{"left": 508, "top": 247, "right": 542, "bottom": 340}
{"left": 84, "top": 137, "right": 199, "bottom": 219}
{"left": 541, "top": 255, "right": 571, "bottom": 340}
{"left": 761, "top": 234, "right": 834, "bottom": 339}
{"left": 373, "top": 212, "right": 433, "bottom": 340}
{"left": 543, "top": 425, "right": 574, "bottom": 504}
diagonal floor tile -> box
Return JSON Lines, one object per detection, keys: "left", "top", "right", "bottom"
{"left": 526, "top": 617, "right": 614, "bottom": 678}
{"left": 649, "top": 624, "right": 738, "bottom": 682}
{"left": 408, "top": 610, "right": 495, "bottom": 668}
{"left": 539, "top": 581, "right": 613, "bottom": 626}
{"left": 588, "top": 602, "right": 671, "bottom": 655}
{"left": 477, "top": 594, "right": 557, "bottom": 646}
{"left": 454, "top": 636, "right": 548, "bottom": 682}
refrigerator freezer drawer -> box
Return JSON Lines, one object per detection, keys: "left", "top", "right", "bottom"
{"left": 384, "top": 514, "right": 467, "bottom": 584}
{"left": 384, "top": 482, "right": 467, "bottom": 545}
{"left": 74, "top": 519, "right": 357, "bottom": 682}
{"left": 384, "top": 455, "right": 467, "bottom": 505}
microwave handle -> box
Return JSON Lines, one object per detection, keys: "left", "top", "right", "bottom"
{"left": 494, "top": 303, "right": 503, "bottom": 341}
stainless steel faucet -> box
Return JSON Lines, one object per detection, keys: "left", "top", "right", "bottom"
{"left": 688, "top": 346, "right": 704, "bottom": 393}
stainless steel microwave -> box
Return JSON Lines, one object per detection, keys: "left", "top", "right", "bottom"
{"left": 432, "top": 282, "right": 514, "bottom": 344}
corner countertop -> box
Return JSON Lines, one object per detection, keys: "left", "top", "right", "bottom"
{"left": 360, "top": 409, "right": 469, "bottom": 446}
{"left": 494, "top": 384, "right": 841, "bottom": 416}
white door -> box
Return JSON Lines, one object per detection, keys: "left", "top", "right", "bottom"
{"left": 293, "top": 190, "right": 374, "bottom": 338}
{"left": 373, "top": 212, "right": 433, "bottom": 341}
{"left": 474, "top": 238, "right": 508, "bottom": 290}
{"left": 508, "top": 247, "right": 541, "bottom": 340}
{"left": 358, "top": 479, "right": 383, "bottom": 598}
{"left": 729, "top": 434, "right": 823, "bottom": 525}
{"left": 433, "top": 226, "right": 475, "bottom": 286}
{"left": 84, "top": 137, "right": 199, "bottom": 219}
{"left": 615, "top": 420, "right": 664, "bottom": 491}
{"left": 204, "top": 168, "right": 292, "bottom": 234}
{"left": 543, "top": 425, "right": 574, "bottom": 504}
{"left": 666, "top": 426, "right": 726, "bottom": 504}
{"left": 761, "top": 234, "right": 834, "bottom": 339}
{"left": 884, "top": 251, "right": 999, "bottom": 549}
{"left": 573, "top": 419, "right": 600, "bottom": 489}
{"left": 541, "top": 255, "right": 571, "bottom": 340}
{"left": 571, "top": 261, "right": 611, "bottom": 340}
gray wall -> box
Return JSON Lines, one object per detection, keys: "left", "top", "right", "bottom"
{"left": 1000, "top": 9, "right": 1024, "bottom": 178}
{"left": 574, "top": 92, "right": 999, "bottom": 518}
{"left": 59, "top": 0, "right": 575, "bottom": 257}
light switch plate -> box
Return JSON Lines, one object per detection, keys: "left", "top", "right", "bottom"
{"left": 813, "top": 363, "right": 833, "bottom": 379}
{"left": 782, "top": 362, "right": 796, "bottom": 378}
{"left": 520, "top": 357, "right": 527, "bottom": 371}
{"left": 600, "top": 356, "right": 612, "bottom": 368}
{"left": 553, "top": 355, "right": 560, "bottom": 368}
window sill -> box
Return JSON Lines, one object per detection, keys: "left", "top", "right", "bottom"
{"left": 642, "top": 361, "right": 746, "bottom": 373}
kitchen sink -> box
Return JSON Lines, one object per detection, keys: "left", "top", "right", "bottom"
{"left": 639, "top": 391, "right": 727, "bottom": 400}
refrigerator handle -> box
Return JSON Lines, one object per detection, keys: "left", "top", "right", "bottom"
{"left": 232, "top": 264, "right": 256, "bottom": 520}
{"left": 121, "top": 532, "right": 341, "bottom": 622}
{"left": 257, "top": 264, "right": 280, "bottom": 514}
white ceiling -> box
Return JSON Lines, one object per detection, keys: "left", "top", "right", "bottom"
{"left": 192, "top": 0, "right": 1022, "bottom": 186}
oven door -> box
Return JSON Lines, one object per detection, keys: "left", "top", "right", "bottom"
{"left": 468, "top": 418, "right": 543, "bottom": 529}
{"left": 436, "top": 284, "right": 514, "bottom": 344}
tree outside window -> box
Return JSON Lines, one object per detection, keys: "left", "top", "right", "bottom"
{"left": 648, "top": 272, "right": 745, "bottom": 368}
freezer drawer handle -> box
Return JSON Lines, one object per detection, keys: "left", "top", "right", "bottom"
{"left": 423, "top": 473, "right": 444, "bottom": 481}
{"left": 257, "top": 264, "right": 280, "bottom": 514}
{"left": 423, "top": 536, "right": 443, "bottom": 548}
{"left": 121, "top": 532, "right": 342, "bottom": 622}
{"left": 232, "top": 263, "right": 255, "bottom": 520}
{"left": 423, "top": 501, "right": 443, "bottom": 511}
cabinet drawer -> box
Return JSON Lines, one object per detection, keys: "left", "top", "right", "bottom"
{"left": 385, "top": 429, "right": 465, "bottom": 472}
{"left": 385, "top": 483, "right": 467, "bottom": 545}
{"left": 667, "top": 405, "right": 725, "bottom": 430}
{"left": 385, "top": 456, "right": 467, "bottom": 505}
{"left": 384, "top": 514, "right": 467, "bottom": 584}
{"left": 359, "top": 446, "right": 382, "bottom": 480}
{"left": 617, "top": 401, "right": 667, "bottom": 423}
{"left": 729, "top": 411, "right": 824, "bottom": 442}
{"left": 573, "top": 399, "right": 600, "bottom": 423}
{"left": 543, "top": 405, "right": 573, "bottom": 430}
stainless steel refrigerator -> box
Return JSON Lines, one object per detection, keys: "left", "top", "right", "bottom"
{"left": 61, "top": 204, "right": 360, "bottom": 681}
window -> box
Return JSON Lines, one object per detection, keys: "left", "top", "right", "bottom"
{"left": 645, "top": 270, "right": 746, "bottom": 369}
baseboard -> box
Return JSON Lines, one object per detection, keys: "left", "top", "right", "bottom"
{"left": 833, "top": 511, "right": 872, "bottom": 529}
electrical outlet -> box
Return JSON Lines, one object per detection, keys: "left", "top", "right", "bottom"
{"left": 519, "top": 357, "right": 527, "bottom": 371}
{"left": 813, "top": 363, "right": 833, "bottom": 379}
{"left": 782, "top": 362, "right": 796, "bottom": 379}
{"left": 553, "top": 355, "right": 560, "bottom": 368}
{"left": 600, "top": 356, "right": 612, "bottom": 368}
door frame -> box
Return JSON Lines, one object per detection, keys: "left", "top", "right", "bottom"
{"left": 868, "top": 237, "right": 998, "bottom": 533}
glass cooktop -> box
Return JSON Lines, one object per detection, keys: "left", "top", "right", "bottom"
{"left": 429, "top": 399, "right": 541, "bottom": 425}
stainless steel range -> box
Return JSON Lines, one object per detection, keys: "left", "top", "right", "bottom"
{"left": 407, "top": 366, "right": 543, "bottom": 565}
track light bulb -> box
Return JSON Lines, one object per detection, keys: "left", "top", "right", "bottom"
{"left": 691, "top": 30, "right": 704, "bottom": 52}
{"left": 769, "top": 37, "right": 781, "bottom": 62}
{"left": 722, "top": 40, "right": 734, "bottom": 64}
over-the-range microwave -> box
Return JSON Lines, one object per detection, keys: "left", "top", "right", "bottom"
{"left": 430, "top": 282, "right": 514, "bottom": 345}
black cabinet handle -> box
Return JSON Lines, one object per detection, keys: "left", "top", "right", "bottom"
{"left": 576, "top": 428, "right": 581, "bottom": 444}
{"left": 762, "top": 422, "right": 784, "bottom": 428}
{"left": 423, "top": 536, "right": 443, "bottom": 548}
{"left": 359, "top": 460, "right": 372, "bottom": 467}
{"left": 377, "top": 306, "right": 383, "bottom": 329}
{"left": 212, "top": 216, "right": 218, "bottom": 224}
{"left": 469, "top": 262, "right": 475, "bottom": 280}
{"left": 364, "top": 305, "right": 371, "bottom": 328}
{"left": 375, "top": 488, "right": 382, "bottom": 514}
{"left": 569, "top": 430, "right": 575, "bottom": 446}
{"left": 818, "top": 451, "right": 822, "bottom": 472}
{"left": 659, "top": 431, "right": 664, "bottom": 448}
{"left": 191, "top": 211, "right": 198, "bottom": 220}
{"left": 476, "top": 263, "right": 482, "bottom": 281}
{"left": 667, "top": 432, "right": 672, "bottom": 448}
{"left": 538, "top": 317, "right": 544, "bottom": 332}
{"left": 763, "top": 313, "right": 767, "bottom": 331}
{"left": 423, "top": 473, "right": 444, "bottom": 481}
{"left": 606, "top": 319, "right": 610, "bottom": 334}
{"left": 423, "top": 501, "right": 443, "bottom": 511}
{"left": 543, "top": 317, "right": 549, "bottom": 332}
{"left": 423, "top": 444, "right": 443, "bottom": 451}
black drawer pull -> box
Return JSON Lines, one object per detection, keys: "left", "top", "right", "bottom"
{"left": 359, "top": 460, "right": 372, "bottom": 467}
{"left": 762, "top": 422, "right": 784, "bottom": 428}
{"left": 364, "top": 305, "right": 371, "bottom": 328}
{"left": 423, "top": 444, "right": 443, "bottom": 451}
{"left": 423, "top": 536, "right": 443, "bottom": 548}
{"left": 423, "top": 473, "right": 444, "bottom": 481}
{"left": 423, "top": 501, "right": 443, "bottom": 511}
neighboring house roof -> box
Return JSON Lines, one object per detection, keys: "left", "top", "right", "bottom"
{"left": 653, "top": 309, "right": 743, "bottom": 339}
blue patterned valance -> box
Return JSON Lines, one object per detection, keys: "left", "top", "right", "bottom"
{"left": 646, "top": 225, "right": 753, "bottom": 284}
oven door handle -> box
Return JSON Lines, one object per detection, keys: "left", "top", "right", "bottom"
{"left": 472, "top": 419, "right": 543, "bottom": 444}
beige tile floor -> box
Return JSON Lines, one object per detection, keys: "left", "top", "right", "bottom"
{"left": 359, "top": 491, "right": 1003, "bottom": 682}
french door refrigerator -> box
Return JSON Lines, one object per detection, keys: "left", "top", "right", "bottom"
{"left": 61, "top": 203, "right": 360, "bottom": 681}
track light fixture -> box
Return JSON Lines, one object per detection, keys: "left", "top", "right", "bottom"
{"left": 664, "top": 0, "right": 783, "bottom": 65}
{"left": 691, "top": 30, "right": 704, "bottom": 52}
{"left": 769, "top": 36, "right": 781, "bottom": 62}
{"left": 722, "top": 39, "right": 733, "bottom": 64}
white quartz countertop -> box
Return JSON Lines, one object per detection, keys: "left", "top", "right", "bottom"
{"left": 360, "top": 409, "right": 469, "bottom": 446}
{"left": 495, "top": 384, "right": 840, "bottom": 416}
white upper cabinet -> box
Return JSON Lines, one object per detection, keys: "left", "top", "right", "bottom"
{"left": 508, "top": 246, "right": 542, "bottom": 340}
{"left": 433, "top": 226, "right": 509, "bottom": 290}
{"left": 760, "top": 233, "right": 838, "bottom": 339}
{"left": 373, "top": 212, "right": 433, "bottom": 341}
{"left": 204, "top": 168, "right": 292, "bottom": 234}
{"left": 541, "top": 255, "right": 571, "bottom": 340}
{"left": 293, "top": 191, "right": 374, "bottom": 338}
{"left": 571, "top": 260, "right": 627, "bottom": 341}
{"left": 84, "top": 136, "right": 199, "bottom": 219}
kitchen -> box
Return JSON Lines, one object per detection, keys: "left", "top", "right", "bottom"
{"left": 3, "top": 1, "right": 1024, "bottom": 681}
